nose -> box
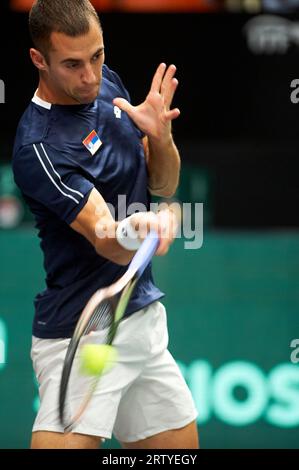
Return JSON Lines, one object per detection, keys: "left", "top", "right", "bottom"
{"left": 81, "top": 64, "right": 97, "bottom": 85}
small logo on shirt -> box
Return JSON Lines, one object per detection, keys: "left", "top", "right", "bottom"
{"left": 82, "top": 130, "right": 102, "bottom": 156}
{"left": 114, "top": 106, "right": 122, "bottom": 119}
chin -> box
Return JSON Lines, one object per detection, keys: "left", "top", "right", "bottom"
{"left": 77, "top": 87, "right": 100, "bottom": 104}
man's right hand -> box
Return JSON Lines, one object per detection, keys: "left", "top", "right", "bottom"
{"left": 129, "top": 207, "right": 179, "bottom": 256}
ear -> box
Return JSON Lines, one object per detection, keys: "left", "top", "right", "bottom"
{"left": 30, "top": 48, "right": 48, "bottom": 71}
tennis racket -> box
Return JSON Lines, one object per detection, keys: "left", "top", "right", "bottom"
{"left": 59, "top": 229, "right": 159, "bottom": 432}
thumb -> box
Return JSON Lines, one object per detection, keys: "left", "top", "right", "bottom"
{"left": 113, "top": 97, "right": 133, "bottom": 115}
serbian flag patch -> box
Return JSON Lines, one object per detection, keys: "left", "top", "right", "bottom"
{"left": 82, "top": 130, "right": 102, "bottom": 156}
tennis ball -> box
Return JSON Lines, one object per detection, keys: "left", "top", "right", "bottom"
{"left": 80, "top": 344, "right": 118, "bottom": 376}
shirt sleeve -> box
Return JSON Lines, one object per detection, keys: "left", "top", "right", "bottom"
{"left": 13, "top": 143, "right": 94, "bottom": 225}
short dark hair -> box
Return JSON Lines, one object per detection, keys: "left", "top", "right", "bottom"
{"left": 29, "top": 0, "right": 102, "bottom": 62}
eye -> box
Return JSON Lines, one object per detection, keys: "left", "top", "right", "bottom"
{"left": 92, "top": 54, "right": 101, "bottom": 63}
{"left": 67, "top": 63, "right": 79, "bottom": 69}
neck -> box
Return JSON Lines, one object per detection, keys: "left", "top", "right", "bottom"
{"left": 36, "top": 78, "right": 78, "bottom": 105}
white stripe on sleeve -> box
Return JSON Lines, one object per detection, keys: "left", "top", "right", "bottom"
{"left": 40, "top": 143, "right": 84, "bottom": 198}
{"left": 33, "top": 144, "right": 81, "bottom": 205}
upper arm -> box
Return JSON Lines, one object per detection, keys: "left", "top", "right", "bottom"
{"left": 71, "top": 188, "right": 133, "bottom": 265}
{"left": 13, "top": 143, "right": 94, "bottom": 225}
{"left": 70, "top": 187, "right": 114, "bottom": 247}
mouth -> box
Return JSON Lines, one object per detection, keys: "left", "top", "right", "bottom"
{"left": 79, "top": 85, "right": 99, "bottom": 95}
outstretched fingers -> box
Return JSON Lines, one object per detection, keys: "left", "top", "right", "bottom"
{"left": 161, "top": 65, "right": 179, "bottom": 109}
{"left": 163, "top": 108, "right": 181, "bottom": 123}
{"left": 150, "top": 63, "right": 167, "bottom": 94}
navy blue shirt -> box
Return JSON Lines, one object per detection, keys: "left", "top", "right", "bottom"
{"left": 12, "top": 64, "right": 164, "bottom": 339}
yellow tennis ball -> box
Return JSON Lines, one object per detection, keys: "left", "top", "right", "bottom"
{"left": 80, "top": 344, "right": 118, "bottom": 376}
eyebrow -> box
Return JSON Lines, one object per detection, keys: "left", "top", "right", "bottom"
{"left": 60, "top": 47, "right": 104, "bottom": 64}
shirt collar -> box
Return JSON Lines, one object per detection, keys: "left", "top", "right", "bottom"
{"left": 32, "top": 91, "right": 52, "bottom": 110}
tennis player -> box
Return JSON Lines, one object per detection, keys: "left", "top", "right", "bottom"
{"left": 12, "top": 0, "right": 199, "bottom": 449}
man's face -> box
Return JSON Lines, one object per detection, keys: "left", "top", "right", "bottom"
{"left": 46, "top": 18, "right": 105, "bottom": 104}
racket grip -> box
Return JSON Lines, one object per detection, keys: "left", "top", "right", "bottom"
{"left": 129, "top": 230, "right": 159, "bottom": 276}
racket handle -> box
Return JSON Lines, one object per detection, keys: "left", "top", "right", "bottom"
{"left": 129, "top": 230, "right": 159, "bottom": 276}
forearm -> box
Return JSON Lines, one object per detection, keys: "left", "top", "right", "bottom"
{"left": 73, "top": 213, "right": 133, "bottom": 266}
{"left": 94, "top": 224, "right": 135, "bottom": 266}
{"left": 71, "top": 189, "right": 134, "bottom": 266}
{"left": 147, "top": 135, "right": 181, "bottom": 198}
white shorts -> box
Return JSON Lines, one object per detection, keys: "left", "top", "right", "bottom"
{"left": 31, "top": 301, "right": 198, "bottom": 443}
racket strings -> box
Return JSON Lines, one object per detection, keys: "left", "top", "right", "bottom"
{"left": 83, "top": 299, "right": 114, "bottom": 334}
